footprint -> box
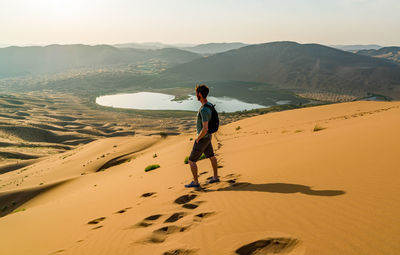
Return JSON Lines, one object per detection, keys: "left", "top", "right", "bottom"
{"left": 226, "top": 179, "right": 236, "bottom": 184}
{"left": 115, "top": 207, "right": 132, "bottom": 214}
{"left": 164, "top": 212, "right": 186, "bottom": 223}
{"left": 87, "top": 217, "right": 106, "bottom": 225}
{"left": 49, "top": 249, "right": 66, "bottom": 255}
{"left": 174, "top": 194, "right": 197, "bottom": 204}
{"left": 163, "top": 248, "right": 197, "bottom": 255}
{"left": 235, "top": 238, "right": 300, "bottom": 255}
{"left": 92, "top": 225, "right": 103, "bottom": 230}
{"left": 194, "top": 212, "right": 215, "bottom": 221}
{"left": 135, "top": 221, "right": 153, "bottom": 228}
{"left": 182, "top": 203, "right": 198, "bottom": 210}
{"left": 224, "top": 173, "right": 240, "bottom": 178}
{"left": 149, "top": 225, "right": 189, "bottom": 243}
{"left": 141, "top": 192, "right": 156, "bottom": 197}
{"left": 134, "top": 214, "right": 163, "bottom": 228}
{"left": 144, "top": 214, "right": 162, "bottom": 221}
{"left": 153, "top": 225, "right": 182, "bottom": 234}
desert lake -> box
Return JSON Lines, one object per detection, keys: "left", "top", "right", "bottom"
{"left": 96, "top": 92, "right": 269, "bottom": 112}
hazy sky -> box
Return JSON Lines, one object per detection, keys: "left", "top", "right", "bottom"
{"left": 1, "top": 0, "right": 399, "bottom": 46}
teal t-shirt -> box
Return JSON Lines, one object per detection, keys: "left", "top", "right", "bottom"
{"left": 196, "top": 102, "right": 212, "bottom": 137}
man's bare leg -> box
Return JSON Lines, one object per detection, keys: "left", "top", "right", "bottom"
{"left": 188, "top": 160, "right": 199, "bottom": 184}
{"left": 209, "top": 156, "right": 218, "bottom": 179}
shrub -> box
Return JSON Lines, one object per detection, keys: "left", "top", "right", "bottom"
{"left": 199, "top": 153, "right": 206, "bottom": 160}
{"left": 313, "top": 125, "right": 326, "bottom": 132}
{"left": 11, "top": 208, "right": 26, "bottom": 214}
{"left": 145, "top": 164, "right": 160, "bottom": 172}
{"left": 153, "top": 154, "right": 157, "bottom": 158}
{"left": 236, "top": 126, "right": 241, "bottom": 131}
{"left": 159, "top": 132, "right": 168, "bottom": 138}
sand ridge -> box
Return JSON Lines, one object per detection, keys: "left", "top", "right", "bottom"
{"left": 0, "top": 101, "right": 399, "bottom": 254}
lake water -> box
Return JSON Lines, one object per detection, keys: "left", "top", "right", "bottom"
{"left": 96, "top": 92, "right": 267, "bottom": 113}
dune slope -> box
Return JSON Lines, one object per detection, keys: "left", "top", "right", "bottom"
{"left": 0, "top": 101, "right": 399, "bottom": 255}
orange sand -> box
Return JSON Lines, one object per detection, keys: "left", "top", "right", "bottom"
{"left": 0, "top": 101, "right": 399, "bottom": 255}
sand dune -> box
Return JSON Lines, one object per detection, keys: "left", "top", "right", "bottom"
{"left": 0, "top": 92, "right": 202, "bottom": 172}
{"left": 0, "top": 101, "right": 399, "bottom": 254}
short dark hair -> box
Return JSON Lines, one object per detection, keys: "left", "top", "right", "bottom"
{"left": 195, "top": 84, "right": 209, "bottom": 98}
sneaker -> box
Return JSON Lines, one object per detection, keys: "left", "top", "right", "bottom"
{"left": 207, "top": 177, "right": 220, "bottom": 184}
{"left": 184, "top": 181, "right": 200, "bottom": 188}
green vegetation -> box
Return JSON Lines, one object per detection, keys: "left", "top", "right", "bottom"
{"left": 313, "top": 125, "right": 326, "bottom": 132}
{"left": 153, "top": 153, "right": 157, "bottom": 158}
{"left": 145, "top": 164, "right": 160, "bottom": 172}
{"left": 159, "top": 132, "right": 168, "bottom": 138}
{"left": 236, "top": 126, "right": 241, "bottom": 131}
{"left": 11, "top": 208, "right": 26, "bottom": 214}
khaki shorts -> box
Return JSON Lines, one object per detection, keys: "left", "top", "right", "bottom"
{"left": 189, "top": 135, "right": 214, "bottom": 162}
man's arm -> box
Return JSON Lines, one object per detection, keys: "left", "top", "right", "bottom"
{"left": 196, "top": 121, "right": 208, "bottom": 143}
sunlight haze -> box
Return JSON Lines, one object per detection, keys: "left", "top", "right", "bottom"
{"left": 1, "top": 0, "right": 399, "bottom": 46}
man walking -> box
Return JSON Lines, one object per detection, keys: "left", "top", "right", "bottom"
{"left": 185, "top": 84, "right": 220, "bottom": 188}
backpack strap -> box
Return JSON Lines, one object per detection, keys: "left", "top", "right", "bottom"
{"left": 203, "top": 103, "right": 215, "bottom": 110}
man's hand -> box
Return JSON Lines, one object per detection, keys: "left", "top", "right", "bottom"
{"left": 196, "top": 121, "right": 209, "bottom": 143}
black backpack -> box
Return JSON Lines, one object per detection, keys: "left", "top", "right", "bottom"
{"left": 203, "top": 103, "right": 219, "bottom": 133}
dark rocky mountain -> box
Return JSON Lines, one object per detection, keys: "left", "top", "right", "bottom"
{"left": 166, "top": 41, "right": 400, "bottom": 97}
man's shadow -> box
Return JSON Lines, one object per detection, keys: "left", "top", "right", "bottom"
{"left": 205, "top": 182, "right": 345, "bottom": 196}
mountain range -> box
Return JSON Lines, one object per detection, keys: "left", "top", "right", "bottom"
{"left": 356, "top": 47, "right": 400, "bottom": 64}
{"left": 1, "top": 41, "right": 400, "bottom": 99}
{"left": 114, "top": 42, "right": 248, "bottom": 55}
{"left": 330, "top": 44, "right": 382, "bottom": 52}
{"left": 113, "top": 42, "right": 195, "bottom": 50}
{"left": 166, "top": 41, "right": 400, "bottom": 97}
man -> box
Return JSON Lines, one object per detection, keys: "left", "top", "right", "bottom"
{"left": 185, "top": 84, "right": 219, "bottom": 188}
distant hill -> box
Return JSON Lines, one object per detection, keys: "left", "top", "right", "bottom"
{"left": 179, "top": 42, "right": 248, "bottom": 55}
{"left": 114, "top": 42, "right": 249, "bottom": 55}
{"left": 356, "top": 47, "right": 400, "bottom": 64}
{"left": 166, "top": 41, "right": 400, "bottom": 97}
{"left": 113, "top": 42, "right": 196, "bottom": 50}
{"left": 330, "top": 44, "right": 382, "bottom": 52}
{"left": 0, "top": 44, "right": 201, "bottom": 78}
